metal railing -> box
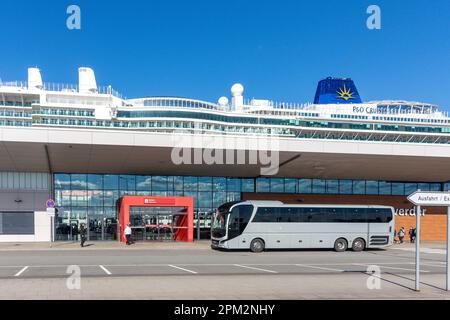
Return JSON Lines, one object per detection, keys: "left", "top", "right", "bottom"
{"left": 0, "top": 81, "right": 123, "bottom": 99}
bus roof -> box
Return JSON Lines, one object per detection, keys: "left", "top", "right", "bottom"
{"left": 239, "top": 201, "right": 394, "bottom": 209}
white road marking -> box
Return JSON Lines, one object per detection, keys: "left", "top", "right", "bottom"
{"left": 168, "top": 265, "right": 198, "bottom": 274}
{"left": 99, "top": 265, "right": 112, "bottom": 275}
{"left": 233, "top": 264, "right": 278, "bottom": 273}
{"left": 390, "top": 247, "right": 446, "bottom": 255}
{"left": 352, "top": 263, "right": 429, "bottom": 273}
{"left": 1, "top": 262, "right": 441, "bottom": 278}
{"left": 0, "top": 262, "right": 436, "bottom": 268}
{"left": 295, "top": 264, "right": 344, "bottom": 272}
{"left": 418, "top": 263, "right": 446, "bottom": 268}
{"left": 14, "top": 266, "right": 29, "bottom": 277}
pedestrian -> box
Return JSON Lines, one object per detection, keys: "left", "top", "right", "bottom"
{"left": 409, "top": 227, "right": 415, "bottom": 243}
{"left": 413, "top": 228, "right": 417, "bottom": 243}
{"left": 398, "top": 227, "right": 406, "bottom": 244}
{"left": 394, "top": 229, "right": 398, "bottom": 243}
{"left": 124, "top": 223, "right": 133, "bottom": 245}
{"left": 79, "top": 223, "right": 87, "bottom": 248}
{"left": 72, "top": 224, "right": 79, "bottom": 241}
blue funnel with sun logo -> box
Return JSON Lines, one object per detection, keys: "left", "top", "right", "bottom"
{"left": 314, "top": 77, "right": 362, "bottom": 104}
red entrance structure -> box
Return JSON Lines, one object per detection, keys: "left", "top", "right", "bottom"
{"left": 118, "top": 196, "right": 194, "bottom": 243}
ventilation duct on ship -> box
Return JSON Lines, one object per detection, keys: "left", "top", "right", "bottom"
{"left": 78, "top": 67, "right": 98, "bottom": 94}
{"left": 218, "top": 96, "right": 229, "bottom": 107}
{"left": 28, "top": 67, "right": 43, "bottom": 90}
{"left": 231, "top": 83, "right": 244, "bottom": 110}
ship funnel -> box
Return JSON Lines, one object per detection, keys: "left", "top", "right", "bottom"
{"left": 314, "top": 77, "right": 362, "bottom": 104}
{"left": 28, "top": 67, "right": 43, "bottom": 90}
{"left": 78, "top": 67, "right": 98, "bottom": 94}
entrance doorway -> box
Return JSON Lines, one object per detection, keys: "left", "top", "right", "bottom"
{"left": 54, "top": 207, "right": 118, "bottom": 242}
{"left": 118, "top": 196, "right": 194, "bottom": 243}
{"left": 69, "top": 219, "right": 79, "bottom": 241}
{"left": 129, "top": 207, "right": 189, "bottom": 241}
{"left": 87, "top": 214, "right": 104, "bottom": 241}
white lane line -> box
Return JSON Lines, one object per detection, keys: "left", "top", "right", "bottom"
{"left": 0, "top": 262, "right": 433, "bottom": 268}
{"left": 99, "top": 265, "right": 112, "bottom": 275}
{"left": 390, "top": 247, "right": 446, "bottom": 255}
{"left": 168, "top": 265, "right": 198, "bottom": 274}
{"left": 352, "top": 263, "right": 429, "bottom": 273}
{"left": 295, "top": 264, "right": 344, "bottom": 272}
{"left": 233, "top": 264, "right": 278, "bottom": 274}
{"left": 14, "top": 266, "right": 29, "bottom": 277}
{"left": 420, "top": 263, "right": 446, "bottom": 268}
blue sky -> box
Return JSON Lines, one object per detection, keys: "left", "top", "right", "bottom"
{"left": 1, "top": 0, "right": 449, "bottom": 109}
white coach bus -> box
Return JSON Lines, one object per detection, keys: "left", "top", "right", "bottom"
{"left": 211, "top": 201, "right": 395, "bottom": 253}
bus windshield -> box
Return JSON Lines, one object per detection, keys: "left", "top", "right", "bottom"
{"left": 211, "top": 212, "right": 227, "bottom": 238}
{"left": 211, "top": 202, "right": 239, "bottom": 239}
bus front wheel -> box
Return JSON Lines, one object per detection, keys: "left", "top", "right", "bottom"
{"left": 250, "top": 238, "right": 265, "bottom": 253}
{"left": 334, "top": 238, "right": 348, "bottom": 252}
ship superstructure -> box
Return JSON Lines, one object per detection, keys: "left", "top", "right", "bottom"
{"left": 1, "top": 68, "right": 449, "bottom": 145}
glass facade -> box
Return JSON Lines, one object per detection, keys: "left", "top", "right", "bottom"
{"left": 54, "top": 173, "right": 444, "bottom": 241}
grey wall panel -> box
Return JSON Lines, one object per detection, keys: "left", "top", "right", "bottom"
{"left": 0, "top": 212, "right": 34, "bottom": 235}
{"left": 0, "top": 172, "right": 50, "bottom": 190}
{"left": 0, "top": 190, "right": 51, "bottom": 211}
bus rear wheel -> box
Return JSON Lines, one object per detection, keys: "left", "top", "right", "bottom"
{"left": 352, "top": 238, "right": 366, "bottom": 252}
{"left": 334, "top": 238, "right": 348, "bottom": 252}
{"left": 250, "top": 238, "right": 265, "bottom": 253}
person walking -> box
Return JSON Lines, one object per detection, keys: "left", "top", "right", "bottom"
{"left": 124, "top": 223, "right": 133, "bottom": 245}
{"left": 409, "top": 227, "right": 415, "bottom": 243}
{"left": 398, "top": 227, "right": 406, "bottom": 244}
{"left": 79, "top": 223, "right": 87, "bottom": 248}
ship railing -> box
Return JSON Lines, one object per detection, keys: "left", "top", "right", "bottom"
{"left": 0, "top": 81, "right": 28, "bottom": 89}
{"left": 242, "top": 99, "right": 312, "bottom": 110}
{"left": 0, "top": 81, "right": 123, "bottom": 99}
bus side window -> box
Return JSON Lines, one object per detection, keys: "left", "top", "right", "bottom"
{"left": 330, "top": 208, "right": 346, "bottom": 222}
{"left": 238, "top": 205, "right": 254, "bottom": 232}
{"left": 305, "top": 208, "right": 315, "bottom": 222}
{"left": 290, "top": 208, "right": 301, "bottom": 223}
{"left": 385, "top": 209, "right": 393, "bottom": 223}
{"left": 348, "top": 208, "right": 368, "bottom": 223}
{"left": 368, "top": 209, "right": 391, "bottom": 223}
{"left": 277, "top": 208, "right": 291, "bottom": 223}
{"left": 373, "top": 209, "right": 383, "bottom": 223}
{"left": 253, "top": 207, "right": 277, "bottom": 223}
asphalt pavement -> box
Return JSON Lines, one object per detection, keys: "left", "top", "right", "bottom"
{"left": 0, "top": 241, "right": 449, "bottom": 299}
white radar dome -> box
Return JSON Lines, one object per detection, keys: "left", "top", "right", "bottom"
{"left": 231, "top": 83, "right": 244, "bottom": 97}
{"left": 218, "top": 96, "right": 229, "bottom": 106}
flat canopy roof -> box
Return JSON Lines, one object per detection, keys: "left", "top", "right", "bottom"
{"left": 1, "top": 127, "right": 450, "bottom": 182}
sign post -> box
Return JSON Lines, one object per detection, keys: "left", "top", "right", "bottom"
{"left": 46, "top": 199, "right": 55, "bottom": 209}
{"left": 447, "top": 206, "right": 450, "bottom": 291}
{"left": 408, "top": 191, "right": 450, "bottom": 292}
{"left": 46, "top": 199, "right": 56, "bottom": 247}
{"left": 415, "top": 205, "right": 421, "bottom": 291}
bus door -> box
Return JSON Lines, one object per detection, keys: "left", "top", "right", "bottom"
{"left": 226, "top": 205, "right": 254, "bottom": 249}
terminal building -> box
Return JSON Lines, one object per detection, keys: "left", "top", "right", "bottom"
{"left": 0, "top": 67, "right": 449, "bottom": 242}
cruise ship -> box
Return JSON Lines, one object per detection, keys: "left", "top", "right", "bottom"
{"left": 1, "top": 67, "right": 449, "bottom": 144}
{"left": 0, "top": 66, "right": 449, "bottom": 243}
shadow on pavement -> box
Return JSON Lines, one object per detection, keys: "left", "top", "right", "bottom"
{"left": 384, "top": 272, "right": 447, "bottom": 292}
